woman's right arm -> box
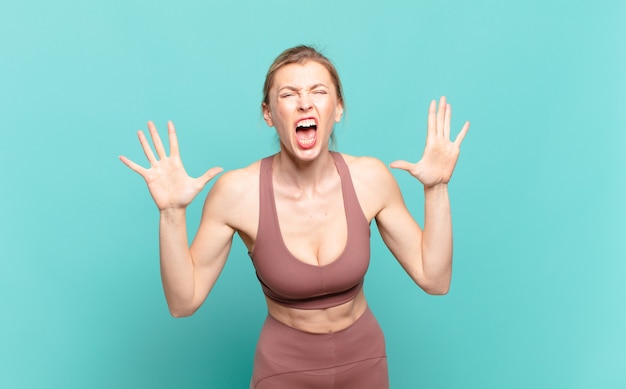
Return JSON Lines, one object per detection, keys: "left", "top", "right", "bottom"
{"left": 158, "top": 189, "right": 236, "bottom": 318}
{"left": 120, "top": 121, "right": 227, "bottom": 317}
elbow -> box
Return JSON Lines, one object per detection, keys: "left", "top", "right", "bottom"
{"left": 168, "top": 304, "right": 198, "bottom": 318}
{"left": 170, "top": 310, "right": 192, "bottom": 318}
{"left": 419, "top": 278, "right": 451, "bottom": 295}
{"left": 165, "top": 292, "right": 201, "bottom": 318}
{"left": 425, "top": 285, "right": 450, "bottom": 295}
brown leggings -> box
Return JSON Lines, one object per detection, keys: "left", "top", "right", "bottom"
{"left": 250, "top": 306, "right": 389, "bottom": 389}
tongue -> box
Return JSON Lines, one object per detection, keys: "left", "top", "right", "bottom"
{"left": 296, "top": 128, "right": 316, "bottom": 148}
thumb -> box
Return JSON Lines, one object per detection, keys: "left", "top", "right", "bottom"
{"left": 389, "top": 160, "right": 414, "bottom": 171}
{"left": 198, "top": 167, "right": 224, "bottom": 186}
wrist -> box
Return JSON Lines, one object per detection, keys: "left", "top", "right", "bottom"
{"left": 160, "top": 207, "right": 187, "bottom": 219}
{"left": 423, "top": 182, "right": 449, "bottom": 192}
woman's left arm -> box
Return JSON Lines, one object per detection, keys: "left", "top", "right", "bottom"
{"left": 377, "top": 96, "right": 469, "bottom": 294}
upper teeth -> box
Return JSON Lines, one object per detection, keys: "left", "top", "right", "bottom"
{"left": 297, "top": 119, "right": 316, "bottom": 128}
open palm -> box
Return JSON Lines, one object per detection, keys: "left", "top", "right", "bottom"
{"left": 390, "top": 97, "right": 469, "bottom": 187}
{"left": 119, "top": 121, "right": 223, "bottom": 211}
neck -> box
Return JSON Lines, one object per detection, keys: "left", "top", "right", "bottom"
{"left": 273, "top": 148, "right": 336, "bottom": 191}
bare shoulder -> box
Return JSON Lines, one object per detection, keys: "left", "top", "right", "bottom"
{"left": 203, "top": 159, "right": 262, "bottom": 233}
{"left": 210, "top": 159, "right": 261, "bottom": 197}
{"left": 339, "top": 153, "right": 399, "bottom": 220}
{"left": 340, "top": 153, "right": 397, "bottom": 190}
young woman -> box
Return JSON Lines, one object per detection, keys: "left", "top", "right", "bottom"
{"left": 120, "top": 45, "right": 469, "bottom": 388}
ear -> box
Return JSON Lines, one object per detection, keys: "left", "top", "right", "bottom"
{"left": 262, "top": 103, "right": 274, "bottom": 127}
{"left": 335, "top": 103, "right": 344, "bottom": 123}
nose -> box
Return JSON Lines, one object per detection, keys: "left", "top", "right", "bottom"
{"left": 297, "top": 93, "right": 312, "bottom": 111}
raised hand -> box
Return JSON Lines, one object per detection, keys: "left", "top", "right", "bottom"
{"left": 390, "top": 96, "right": 469, "bottom": 187}
{"left": 119, "top": 121, "right": 223, "bottom": 211}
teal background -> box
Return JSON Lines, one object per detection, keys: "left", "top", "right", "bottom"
{"left": 1, "top": 0, "right": 624, "bottom": 387}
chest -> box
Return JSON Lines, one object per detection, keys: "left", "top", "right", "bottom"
{"left": 273, "top": 184, "right": 348, "bottom": 266}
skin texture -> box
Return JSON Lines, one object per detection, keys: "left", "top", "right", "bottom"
{"left": 119, "top": 60, "right": 469, "bottom": 333}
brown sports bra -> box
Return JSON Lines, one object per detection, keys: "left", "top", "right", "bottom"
{"left": 248, "top": 152, "right": 371, "bottom": 310}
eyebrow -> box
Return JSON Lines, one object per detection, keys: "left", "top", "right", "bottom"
{"left": 278, "top": 83, "right": 329, "bottom": 92}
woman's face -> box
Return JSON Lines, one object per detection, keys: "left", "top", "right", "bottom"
{"left": 263, "top": 60, "right": 343, "bottom": 161}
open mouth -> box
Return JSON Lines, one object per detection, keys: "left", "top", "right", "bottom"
{"left": 295, "top": 118, "right": 317, "bottom": 149}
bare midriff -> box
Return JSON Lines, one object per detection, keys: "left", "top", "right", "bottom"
{"left": 265, "top": 288, "right": 368, "bottom": 334}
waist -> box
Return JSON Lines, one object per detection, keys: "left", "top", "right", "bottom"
{"left": 265, "top": 288, "right": 368, "bottom": 334}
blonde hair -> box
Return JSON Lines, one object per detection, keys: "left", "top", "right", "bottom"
{"left": 262, "top": 45, "right": 344, "bottom": 110}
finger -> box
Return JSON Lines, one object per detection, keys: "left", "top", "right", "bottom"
{"left": 389, "top": 160, "right": 414, "bottom": 171}
{"left": 444, "top": 103, "right": 451, "bottom": 139}
{"left": 168, "top": 121, "right": 180, "bottom": 157}
{"left": 436, "top": 96, "right": 446, "bottom": 136}
{"left": 197, "top": 167, "right": 224, "bottom": 186}
{"left": 138, "top": 130, "right": 158, "bottom": 165}
{"left": 427, "top": 100, "right": 436, "bottom": 138}
{"left": 147, "top": 121, "right": 167, "bottom": 159}
{"left": 119, "top": 155, "right": 148, "bottom": 176}
{"left": 454, "top": 121, "right": 470, "bottom": 146}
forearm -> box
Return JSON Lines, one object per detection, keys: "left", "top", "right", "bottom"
{"left": 421, "top": 183, "right": 453, "bottom": 294}
{"left": 159, "top": 208, "right": 197, "bottom": 316}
